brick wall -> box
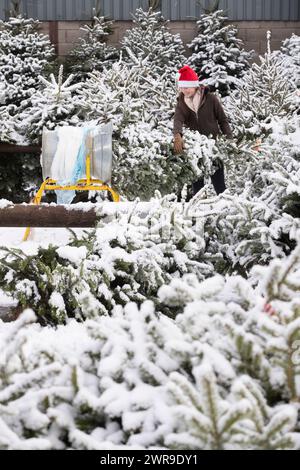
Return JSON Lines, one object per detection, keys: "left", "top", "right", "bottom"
{"left": 40, "top": 20, "right": 300, "bottom": 58}
{"left": 230, "top": 21, "right": 300, "bottom": 55}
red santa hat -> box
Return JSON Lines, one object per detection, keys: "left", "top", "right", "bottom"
{"left": 177, "top": 65, "right": 200, "bottom": 88}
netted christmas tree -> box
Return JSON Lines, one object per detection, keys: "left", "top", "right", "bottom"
{"left": 22, "top": 65, "right": 83, "bottom": 143}
{"left": 188, "top": 9, "right": 253, "bottom": 96}
{"left": 121, "top": 7, "right": 186, "bottom": 87}
{"left": 67, "top": 14, "right": 119, "bottom": 82}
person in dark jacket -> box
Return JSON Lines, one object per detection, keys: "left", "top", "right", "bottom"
{"left": 173, "top": 65, "right": 232, "bottom": 197}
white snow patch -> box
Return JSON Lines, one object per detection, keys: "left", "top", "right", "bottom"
{"left": 56, "top": 245, "right": 88, "bottom": 264}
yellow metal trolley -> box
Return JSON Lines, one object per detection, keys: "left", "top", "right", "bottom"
{"left": 23, "top": 123, "right": 119, "bottom": 241}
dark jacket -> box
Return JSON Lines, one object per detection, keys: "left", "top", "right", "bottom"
{"left": 173, "top": 88, "right": 232, "bottom": 139}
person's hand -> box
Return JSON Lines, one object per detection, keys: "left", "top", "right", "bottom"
{"left": 252, "top": 138, "right": 262, "bottom": 152}
{"left": 174, "top": 133, "right": 183, "bottom": 154}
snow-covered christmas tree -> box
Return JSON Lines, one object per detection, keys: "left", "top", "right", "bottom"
{"left": 0, "top": 15, "right": 54, "bottom": 110}
{"left": 23, "top": 65, "right": 83, "bottom": 143}
{"left": 225, "top": 33, "right": 296, "bottom": 142}
{"left": 281, "top": 33, "right": 300, "bottom": 89}
{"left": 121, "top": 7, "right": 186, "bottom": 87}
{"left": 67, "top": 14, "right": 119, "bottom": 82}
{"left": 188, "top": 9, "right": 253, "bottom": 96}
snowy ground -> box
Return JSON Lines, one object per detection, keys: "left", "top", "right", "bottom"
{"left": 0, "top": 227, "right": 81, "bottom": 249}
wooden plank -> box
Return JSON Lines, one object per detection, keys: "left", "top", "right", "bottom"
{"left": 0, "top": 204, "right": 102, "bottom": 227}
{"left": 0, "top": 144, "right": 41, "bottom": 154}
